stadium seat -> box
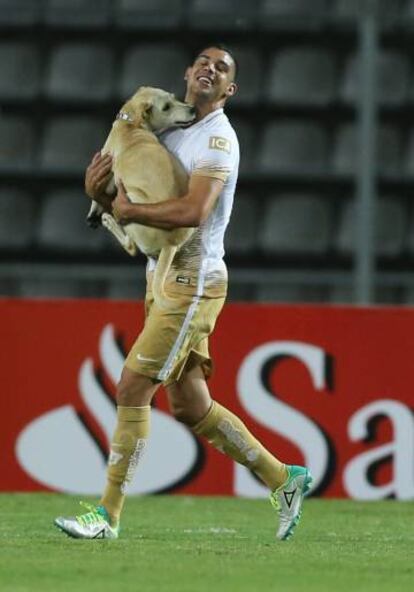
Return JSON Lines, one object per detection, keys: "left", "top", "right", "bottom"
{"left": 330, "top": 283, "right": 402, "bottom": 304}
{"left": 256, "top": 283, "right": 328, "bottom": 303}
{"left": 45, "top": 44, "right": 114, "bottom": 102}
{"left": 257, "top": 121, "right": 329, "bottom": 174}
{"left": 340, "top": 51, "right": 409, "bottom": 106}
{"left": 119, "top": 45, "right": 189, "bottom": 100}
{"left": 40, "top": 117, "right": 107, "bottom": 173}
{"left": 225, "top": 194, "right": 259, "bottom": 255}
{"left": 373, "top": 286, "right": 403, "bottom": 304}
{"left": 230, "top": 118, "right": 258, "bottom": 176}
{"left": 405, "top": 67, "right": 414, "bottom": 104}
{"left": 267, "top": 48, "right": 337, "bottom": 106}
{"left": 37, "top": 190, "right": 107, "bottom": 252}
{"left": 0, "top": 188, "right": 36, "bottom": 249}
{"left": 405, "top": 0, "right": 414, "bottom": 18}
{"left": 0, "top": 0, "right": 40, "bottom": 26}
{"left": 0, "top": 116, "right": 35, "bottom": 172}
{"left": 259, "top": 0, "right": 328, "bottom": 28}
{"left": 334, "top": 0, "right": 401, "bottom": 21}
{"left": 405, "top": 127, "right": 414, "bottom": 175}
{"left": 188, "top": 0, "right": 257, "bottom": 30}
{"left": 333, "top": 0, "right": 364, "bottom": 19}
{"left": 44, "top": 0, "right": 112, "bottom": 28}
{"left": 0, "top": 43, "right": 40, "bottom": 100}
{"left": 0, "top": 278, "right": 20, "bottom": 297}
{"left": 19, "top": 278, "right": 104, "bottom": 299}
{"left": 229, "top": 47, "right": 262, "bottom": 106}
{"left": 115, "top": 0, "right": 185, "bottom": 29}
{"left": 402, "top": 284, "right": 414, "bottom": 305}
{"left": 404, "top": 203, "right": 414, "bottom": 255}
{"left": 226, "top": 282, "right": 255, "bottom": 302}
{"left": 328, "top": 284, "right": 354, "bottom": 304}
{"left": 332, "top": 124, "right": 402, "bottom": 176}
{"left": 259, "top": 194, "right": 332, "bottom": 255}
{"left": 106, "top": 279, "right": 146, "bottom": 300}
{"left": 336, "top": 196, "right": 406, "bottom": 257}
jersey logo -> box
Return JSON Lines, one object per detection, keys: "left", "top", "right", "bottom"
{"left": 176, "top": 275, "right": 191, "bottom": 285}
{"left": 209, "top": 136, "right": 231, "bottom": 154}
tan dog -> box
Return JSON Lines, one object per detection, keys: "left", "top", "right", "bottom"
{"left": 87, "top": 87, "right": 196, "bottom": 308}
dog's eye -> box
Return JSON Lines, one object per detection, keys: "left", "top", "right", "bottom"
{"left": 163, "top": 103, "right": 171, "bottom": 112}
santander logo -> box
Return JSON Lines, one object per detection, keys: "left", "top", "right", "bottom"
{"left": 15, "top": 324, "right": 200, "bottom": 495}
{"left": 235, "top": 341, "right": 414, "bottom": 500}
{"left": 13, "top": 326, "right": 414, "bottom": 500}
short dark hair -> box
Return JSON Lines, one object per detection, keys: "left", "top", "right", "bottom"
{"left": 191, "top": 43, "right": 239, "bottom": 81}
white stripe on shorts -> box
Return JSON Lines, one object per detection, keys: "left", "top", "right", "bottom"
{"left": 156, "top": 296, "right": 200, "bottom": 382}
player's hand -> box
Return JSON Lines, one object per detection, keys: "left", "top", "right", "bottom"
{"left": 112, "top": 181, "right": 132, "bottom": 225}
{"left": 85, "top": 152, "right": 114, "bottom": 208}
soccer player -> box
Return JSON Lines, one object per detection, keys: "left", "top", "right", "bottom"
{"left": 54, "top": 45, "right": 312, "bottom": 541}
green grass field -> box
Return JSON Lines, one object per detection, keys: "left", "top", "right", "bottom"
{"left": 0, "top": 494, "right": 412, "bottom": 592}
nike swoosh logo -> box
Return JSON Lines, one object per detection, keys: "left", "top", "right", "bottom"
{"left": 136, "top": 353, "right": 158, "bottom": 363}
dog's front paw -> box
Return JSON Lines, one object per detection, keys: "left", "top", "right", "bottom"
{"left": 101, "top": 212, "right": 114, "bottom": 231}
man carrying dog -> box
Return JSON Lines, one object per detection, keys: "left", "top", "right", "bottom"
{"left": 55, "top": 45, "right": 312, "bottom": 541}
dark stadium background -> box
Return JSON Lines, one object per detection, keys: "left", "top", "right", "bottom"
{"left": 0, "top": 0, "right": 411, "bottom": 304}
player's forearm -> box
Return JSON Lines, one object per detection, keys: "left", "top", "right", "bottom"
{"left": 115, "top": 197, "right": 203, "bottom": 229}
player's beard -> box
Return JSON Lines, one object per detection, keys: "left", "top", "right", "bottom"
{"left": 193, "top": 81, "right": 226, "bottom": 103}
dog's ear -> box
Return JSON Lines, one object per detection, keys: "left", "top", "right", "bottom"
{"left": 142, "top": 102, "right": 153, "bottom": 121}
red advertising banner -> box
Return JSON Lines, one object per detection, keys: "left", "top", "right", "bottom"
{"left": 1, "top": 299, "right": 413, "bottom": 499}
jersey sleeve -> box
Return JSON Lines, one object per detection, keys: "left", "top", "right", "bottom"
{"left": 192, "top": 131, "right": 239, "bottom": 183}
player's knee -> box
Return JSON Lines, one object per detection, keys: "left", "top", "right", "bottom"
{"left": 116, "top": 371, "right": 156, "bottom": 407}
{"left": 170, "top": 402, "right": 198, "bottom": 426}
{"left": 170, "top": 402, "right": 189, "bottom": 424}
{"left": 116, "top": 381, "right": 140, "bottom": 406}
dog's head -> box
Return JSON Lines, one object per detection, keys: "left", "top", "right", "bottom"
{"left": 119, "top": 87, "right": 196, "bottom": 132}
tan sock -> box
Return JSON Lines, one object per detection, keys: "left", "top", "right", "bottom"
{"left": 100, "top": 405, "right": 150, "bottom": 524}
{"left": 192, "top": 401, "right": 287, "bottom": 491}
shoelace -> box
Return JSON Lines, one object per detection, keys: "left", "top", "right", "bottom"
{"left": 75, "top": 502, "right": 105, "bottom": 527}
{"left": 269, "top": 492, "right": 281, "bottom": 512}
{"left": 269, "top": 468, "right": 292, "bottom": 513}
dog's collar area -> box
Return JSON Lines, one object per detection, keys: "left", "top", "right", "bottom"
{"left": 116, "top": 111, "right": 133, "bottom": 123}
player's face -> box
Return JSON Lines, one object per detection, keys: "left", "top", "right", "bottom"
{"left": 185, "top": 48, "right": 237, "bottom": 102}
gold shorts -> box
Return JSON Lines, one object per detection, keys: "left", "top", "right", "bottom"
{"left": 124, "top": 276, "right": 226, "bottom": 385}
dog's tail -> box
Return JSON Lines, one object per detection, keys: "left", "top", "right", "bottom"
{"left": 152, "top": 245, "right": 178, "bottom": 309}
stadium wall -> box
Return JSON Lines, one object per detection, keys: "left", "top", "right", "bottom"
{"left": 2, "top": 299, "right": 413, "bottom": 500}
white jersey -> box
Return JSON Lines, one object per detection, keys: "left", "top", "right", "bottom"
{"left": 148, "top": 108, "right": 239, "bottom": 298}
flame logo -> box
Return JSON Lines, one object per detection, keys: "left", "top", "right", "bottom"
{"left": 15, "top": 324, "right": 201, "bottom": 495}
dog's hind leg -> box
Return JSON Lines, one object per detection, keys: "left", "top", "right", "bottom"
{"left": 87, "top": 200, "right": 104, "bottom": 228}
{"left": 101, "top": 213, "right": 137, "bottom": 256}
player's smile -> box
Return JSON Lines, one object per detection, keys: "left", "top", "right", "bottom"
{"left": 197, "top": 74, "right": 214, "bottom": 88}
{"left": 194, "top": 66, "right": 216, "bottom": 90}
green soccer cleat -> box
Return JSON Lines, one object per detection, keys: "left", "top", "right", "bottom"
{"left": 270, "top": 465, "right": 313, "bottom": 541}
{"left": 54, "top": 502, "right": 119, "bottom": 539}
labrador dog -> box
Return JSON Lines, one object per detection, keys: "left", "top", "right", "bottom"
{"left": 87, "top": 86, "right": 196, "bottom": 309}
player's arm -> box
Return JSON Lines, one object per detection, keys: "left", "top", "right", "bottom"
{"left": 112, "top": 174, "right": 224, "bottom": 230}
